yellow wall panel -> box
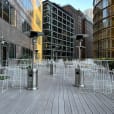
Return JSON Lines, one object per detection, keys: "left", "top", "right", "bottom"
{"left": 31, "top": 0, "right": 43, "bottom": 61}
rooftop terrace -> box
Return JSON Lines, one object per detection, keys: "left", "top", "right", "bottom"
{"left": 0, "top": 59, "right": 114, "bottom": 114}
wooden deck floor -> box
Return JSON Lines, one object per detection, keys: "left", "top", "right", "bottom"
{"left": 0, "top": 74, "right": 114, "bottom": 114}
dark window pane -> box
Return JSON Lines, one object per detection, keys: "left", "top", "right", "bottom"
{"left": 3, "top": 0, "right": 9, "bottom": 23}
{"left": 9, "top": 43, "right": 16, "bottom": 58}
{"left": 0, "top": 0, "right": 3, "bottom": 18}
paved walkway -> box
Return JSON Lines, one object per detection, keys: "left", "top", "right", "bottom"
{"left": 0, "top": 74, "right": 114, "bottom": 114}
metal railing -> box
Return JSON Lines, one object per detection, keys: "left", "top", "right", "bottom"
{"left": 0, "top": 59, "right": 113, "bottom": 99}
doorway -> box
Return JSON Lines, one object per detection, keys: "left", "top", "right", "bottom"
{"left": 1, "top": 45, "right": 8, "bottom": 66}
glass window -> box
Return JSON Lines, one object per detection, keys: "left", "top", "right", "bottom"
{"left": 103, "top": 8, "right": 110, "bottom": 18}
{"left": 0, "top": 0, "right": 32, "bottom": 36}
{"left": 107, "top": 28, "right": 111, "bottom": 37}
{"left": 9, "top": 5, "right": 16, "bottom": 26}
{"left": 103, "top": 0, "right": 108, "bottom": 8}
{"left": 112, "top": 17, "right": 114, "bottom": 26}
{"left": 96, "top": 1, "right": 102, "bottom": 9}
{"left": 112, "top": 40, "right": 114, "bottom": 47}
{"left": 9, "top": 43, "right": 16, "bottom": 58}
{"left": 111, "top": 28, "right": 114, "bottom": 37}
{"left": 112, "top": 51, "right": 114, "bottom": 57}
{"left": 43, "top": 23, "right": 51, "bottom": 29}
{"left": 94, "top": 0, "right": 102, "bottom": 6}
{"left": 0, "top": 0, "right": 3, "bottom": 18}
{"left": 16, "top": 12, "right": 23, "bottom": 32}
{"left": 21, "top": 15, "right": 31, "bottom": 33}
{"left": 22, "top": 47, "right": 32, "bottom": 58}
{"left": 112, "top": 0, "right": 114, "bottom": 5}
{"left": 3, "top": 0, "right": 10, "bottom": 23}
{"left": 103, "top": 18, "right": 111, "bottom": 28}
{"left": 17, "top": 0, "right": 33, "bottom": 16}
{"left": 16, "top": 10, "right": 31, "bottom": 33}
{"left": 43, "top": 16, "right": 49, "bottom": 22}
{"left": 111, "top": 6, "right": 114, "bottom": 15}
{"left": 53, "top": 7, "right": 57, "bottom": 13}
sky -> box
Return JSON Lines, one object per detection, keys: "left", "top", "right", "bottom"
{"left": 48, "top": 0, "right": 93, "bottom": 12}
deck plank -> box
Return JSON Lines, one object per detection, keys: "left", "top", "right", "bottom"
{"left": 63, "top": 78, "right": 73, "bottom": 114}
{"left": 51, "top": 79, "right": 59, "bottom": 114}
{"left": 0, "top": 73, "right": 113, "bottom": 114}
{"left": 96, "top": 94, "right": 114, "bottom": 112}
{"left": 87, "top": 93, "right": 107, "bottom": 114}
{"left": 92, "top": 93, "right": 112, "bottom": 114}
{"left": 95, "top": 94, "right": 114, "bottom": 114}
{"left": 66, "top": 85, "right": 79, "bottom": 114}
{"left": 25, "top": 77, "right": 53, "bottom": 114}
{"left": 78, "top": 93, "right": 92, "bottom": 114}
{"left": 44, "top": 79, "right": 58, "bottom": 114}
{"left": 70, "top": 82, "right": 86, "bottom": 114}
{"left": 82, "top": 93, "right": 99, "bottom": 114}
{"left": 58, "top": 79, "right": 65, "bottom": 114}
